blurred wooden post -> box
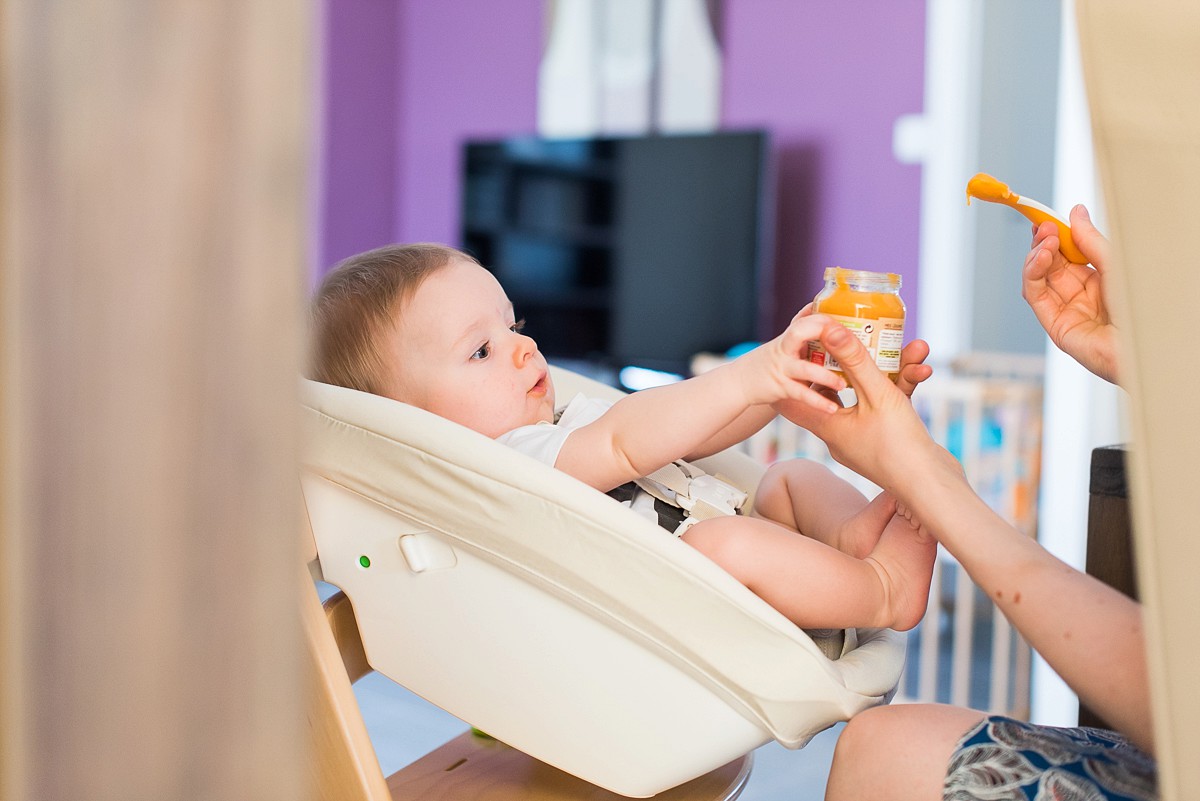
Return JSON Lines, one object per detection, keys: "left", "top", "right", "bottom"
{"left": 1080, "top": 444, "right": 1137, "bottom": 730}
{"left": 1, "top": 2, "right": 312, "bottom": 799}
{"left": 1077, "top": 2, "right": 1200, "bottom": 799}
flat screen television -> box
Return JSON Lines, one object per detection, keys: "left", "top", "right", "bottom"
{"left": 460, "top": 130, "right": 771, "bottom": 380}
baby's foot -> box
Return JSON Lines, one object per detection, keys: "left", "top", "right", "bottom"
{"left": 864, "top": 514, "right": 937, "bottom": 631}
{"left": 834, "top": 492, "right": 898, "bottom": 559}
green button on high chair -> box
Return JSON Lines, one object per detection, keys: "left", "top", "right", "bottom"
{"left": 300, "top": 365, "right": 907, "bottom": 798}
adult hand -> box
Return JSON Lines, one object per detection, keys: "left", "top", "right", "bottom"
{"left": 792, "top": 302, "right": 932, "bottom": 397}
{"left": 1023, "top": 204, "right": 1119, "bottom": 383}
{"left": 773, "top": 333, "right": 932, "bottom": 430}
{"left": 796, "top": 325, "right": 960, "bottom": 499}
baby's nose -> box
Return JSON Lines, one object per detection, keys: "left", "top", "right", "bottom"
{"left": 512, "top": 333, "right": 538, "bottom": 366}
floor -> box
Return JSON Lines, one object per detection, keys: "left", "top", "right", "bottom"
{"left": 354, "top": 671, "right": 844, "bottom": 801}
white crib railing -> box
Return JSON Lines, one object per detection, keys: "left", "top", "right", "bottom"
{"left": 723, "top": 352, "right": 1045, "bottom": 718}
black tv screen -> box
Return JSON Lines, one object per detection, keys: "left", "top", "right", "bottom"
{"left": 460, "top": 130, "right": 770, "bottom": 378}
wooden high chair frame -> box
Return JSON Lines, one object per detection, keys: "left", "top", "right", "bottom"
{"left": 302, "top": 535, "right": 752, "bottom": 801}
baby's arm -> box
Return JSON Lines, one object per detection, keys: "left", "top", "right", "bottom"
{"left": 681, "top": 405, "right": 778, "bottom": 460}
{"left": 555, "top": 313, "right": 843, "bottom": 491}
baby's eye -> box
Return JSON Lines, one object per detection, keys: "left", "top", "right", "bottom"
{"left": 510, "top": 318, "right": 526, "bottom": 334}
{"left": 471, "top": 342, "right": 490, "bottom": 360}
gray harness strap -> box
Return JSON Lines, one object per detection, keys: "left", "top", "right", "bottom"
{"left": 633, "top": 460, "right": 748, "bottom": 534}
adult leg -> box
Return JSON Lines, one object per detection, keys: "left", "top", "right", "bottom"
{"left": 825, "top": 704, "right": 985, "bottom": 801}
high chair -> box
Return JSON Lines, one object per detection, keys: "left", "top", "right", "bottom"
{"left": 300, "top": 366, "right": 907, "bottom": 798}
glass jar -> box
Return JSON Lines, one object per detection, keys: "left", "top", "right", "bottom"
{"left": 807, "top": 267, "right": 906, "bottom": 385}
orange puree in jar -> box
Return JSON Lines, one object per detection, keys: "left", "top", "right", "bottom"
{"left": 807, "top": 267, "right": 906, "bottom": 386}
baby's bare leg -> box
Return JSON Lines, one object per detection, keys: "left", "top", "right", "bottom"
{"left": 682, "top": 514, "right": 935, "bottom": 630}
{"left": 752, "top": 460, "right": 895, "bottom": 558}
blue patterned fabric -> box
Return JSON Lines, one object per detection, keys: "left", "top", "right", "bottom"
{"left": 943, "top": 715, "right": 1157, "bottom": 801}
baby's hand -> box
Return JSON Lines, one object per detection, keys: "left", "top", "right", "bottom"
{"left": 732, "top": 311, "right": 845, "bottom": 411}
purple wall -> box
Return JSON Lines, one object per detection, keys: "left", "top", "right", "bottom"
{"left": 722, "top": 1, "right": 925, "bottom": 330}
{"left": 318, "top": 0, "right": 543, "bottom": 272}
{"left": 393, "top": 1, "right": 544, "bottom": 248}
{"left": 319, "top": 0, "right": 925, "bottom": 335}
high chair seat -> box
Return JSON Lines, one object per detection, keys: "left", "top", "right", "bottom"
{"left": 300, "top": 366, "right": 906, "bottom": 798}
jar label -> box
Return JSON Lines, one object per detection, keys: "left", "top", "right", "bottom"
{"left": 808, "top": 315, "right": 905, "bottom": 374}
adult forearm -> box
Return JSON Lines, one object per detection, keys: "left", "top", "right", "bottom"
{"left": 906, "top": 472, "right": 1154, "bottom": 752}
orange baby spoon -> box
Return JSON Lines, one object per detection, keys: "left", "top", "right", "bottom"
{"left": 965, "top": 173, "right": 1087, "bottom": 263}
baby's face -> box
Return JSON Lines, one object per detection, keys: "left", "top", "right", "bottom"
{"left": 379, "top": 258, "right": 556, "bottom": 438}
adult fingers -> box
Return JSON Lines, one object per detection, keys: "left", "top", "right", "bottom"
{"left": 1023, "top": 222, "right": 1062, "bottom": 291}
{"left": 894, "top": 339, "right": 932, "bottom": 398}
{"left": 1032, "top": 219, "right": 1058, "bottom": 247}
{"left": 1068, "top": 204, "right": 1112, "bottom": 272}
{"left": 819, "top": 323, "right": 899, "bottom": 408}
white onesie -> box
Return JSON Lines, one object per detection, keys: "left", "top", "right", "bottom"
{"left": 496, "top": 393, "right": 609, "bottom": 467}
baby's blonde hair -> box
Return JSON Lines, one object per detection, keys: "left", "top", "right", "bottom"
{"left": 308, "top": 243, "right": 480, "bottom": 394}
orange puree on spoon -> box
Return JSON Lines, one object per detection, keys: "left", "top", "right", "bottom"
{"left": 965, "top": 173, "right": 1088, "bottom": 263}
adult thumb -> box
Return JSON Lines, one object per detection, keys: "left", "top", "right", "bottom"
{"left": 820, "top": 323, "right": 892, "bottom": 401}
{"left": 1069, "top": 204, "right": 1111, "bottom": 270}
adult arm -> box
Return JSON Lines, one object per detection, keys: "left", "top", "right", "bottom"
{"left": 805, "top": 324, "right": 1154, "bottom": 753}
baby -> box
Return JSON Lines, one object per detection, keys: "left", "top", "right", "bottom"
{"left": 309, "top": 243, "right": 937, "bottom": 632}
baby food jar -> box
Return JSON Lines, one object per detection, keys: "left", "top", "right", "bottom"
{"left": 807, "top": 267, "right": 905, "bottom": 385}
